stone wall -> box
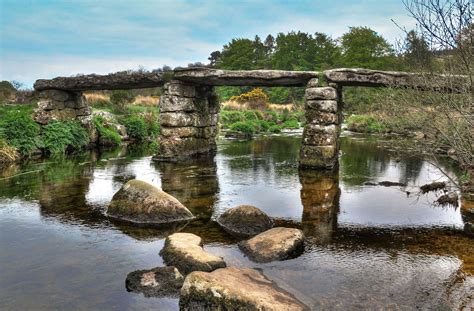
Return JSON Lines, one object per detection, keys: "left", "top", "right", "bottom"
{"left": 156, "top": 80, "right": 219, "bottom": 161}
{"left": 299, "top": 80, "right": 342, "bottom": 169}
{"left": 34, "top": 89, "right": 92, "bottom": 126}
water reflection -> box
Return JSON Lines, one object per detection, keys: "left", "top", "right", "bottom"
{"left": 299, "top": 169, "right": 340, "bottom": 242}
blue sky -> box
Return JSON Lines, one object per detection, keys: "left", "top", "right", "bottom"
{"left": 0, "top": 0, "right": 415, "bottom": 87}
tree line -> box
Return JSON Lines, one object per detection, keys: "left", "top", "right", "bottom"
{"left": 206, "top": 27, "right": 434, "bottom": 103}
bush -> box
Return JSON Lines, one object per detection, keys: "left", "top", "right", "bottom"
{"left": 110, "top": 90, "right": 135, "bottom": 112}
{"left": 42, "top": 121, "right": 89, "bottom": 154}
{"left": 229, "top": 121, "right": 255, "bottom": 135}
{"left": 0, "top": 111, "right": 40, "bottom": 156}
{"left": 93, "top": 115, "right": 122, "bottom": 146}
{"left": 220, "top": 110, "right": 245, "bottom": 126}
{"left": 122, "top": 116, "right": 147, "bottom": 140}
{"left": 268, "top": 124, "right": 282, "bottom": 133}
{"left": 230, "top": 88, "right": 269, "bottom": 110}
{"left": 282, "top": 119, "right": 300, "bottom": 129}
{"left": 346, "top": 115, "right": 387, "bottom": 133}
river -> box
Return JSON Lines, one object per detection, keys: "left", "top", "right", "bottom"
{"left": 0, "top": 132, "right": 472, "bottom": 310}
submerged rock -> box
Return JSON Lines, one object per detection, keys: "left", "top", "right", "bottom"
{"left": 239, "top": 227, "right": 305, "bottom": 263}
{"left": 179, "top": 267, "right": 309, "bottom": 310}
{"left": 160, "top": 233, "right": 226, "bottom": 275}
{"left": 125, "top": 266, "right": 184, "bottom": 298}
{"left": 107, "top": 179, "right": 194, "bottom": 224}
{"left": 217, "top": 205, "right": 273, "bottom": 238}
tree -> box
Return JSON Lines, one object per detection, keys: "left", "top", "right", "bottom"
{"left": 208, "top": 51, "right": 222, "bottom": 67}
{"left": 313, "top": 32, "right": 341, "bottom": 70}
{"left": 252, "top": 35, "right": 267, "bottom": 68}
{"left": 340, "top": 27, "right": 397, "bottom": 69}
{"left": 272, "top": 31, "right": 317, "bottom": 70}
{"left": 218, "top": 38, "right": 255, "bottom": 70}
{"left": 402, "top": 30, "right": 433, "bottom": 70}
{"left": 385, "top": 0, "right": 472, "bottom": 198}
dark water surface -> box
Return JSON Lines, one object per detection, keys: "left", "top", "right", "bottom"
{"left": 0, "top": 133, "right": 472, "bottom": 310}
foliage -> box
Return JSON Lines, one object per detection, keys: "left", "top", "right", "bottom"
{"left": 229, "top": 121, "right": 255, "bottom": 135}
{"left": 92, "top": 115, "right": 121, "bottom": 146}
{"left": 122, "top": 115, "right": 147, "bottom": 141}
{"left": 0, "top": 110, "right": 40, "bottom": 156}
{"left": 340, "top": 27, "right": 399, "bottom": 70}
{"left": 42, "top": 121, "right": 89, "bottom": 154}
{"left": 110, "top": 90, "right": 135, "bottom": 112}
{"left": 346, "top": 115, "right": 388, "bottom": 133}
{"left": 230, "top": 88, "right": 269, "bottom": 110}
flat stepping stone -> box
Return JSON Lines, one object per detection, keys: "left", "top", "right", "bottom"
{"left": 160, "top": 233, "right": 226, "bottom": 275}
{"left": 107, "top": 179, "right": 194, "bottom": 224}
{"left": 179, "top": 267, "right": 308, "bottom": 310}
{"left": 125, "top": 266, "right": 184, "bottom": 298}
{"left": 239, "top": 227, "right": 305, "bottom": 263}
{"left": 217, "top": 205, "right": 273, "bottom": 238}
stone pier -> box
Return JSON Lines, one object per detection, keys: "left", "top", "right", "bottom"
{"left": 299, "top": 80, "right": 342, "bottom": 169}
{"left": 156, "top": 80, "right": 219, "bottom": 161}
{"left": 34, "top": 89, "right": 92, "bottom": 126}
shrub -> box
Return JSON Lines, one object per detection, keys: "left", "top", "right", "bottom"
{"left": 110, "top": 90, "right": 135, "bottom": 112}
{"left": 346, "top": 115, "right": 387, "bottom": 133}
{"left": 220, "top": 110, "right": 245, "bottom": 126}
{"left": 282, "top": 119, "right": 300, "bottom": 129}
{"left": 0, "top": 111, "right": 40, "bottom": 156}
{"left": 122, "top": 116, "right": 147, "bottom": 140}
{"left": 229, "top": 121, "right": 255, "bottom": 135}
{"left": 230, "top": 88, "right": 269, "bottom": 110}
{"left": 93, "top": 115, "right": 122, "bottom": 146}
{"left": 268, "top": 124, "right": 282, "bottom": 133}
{"left": 42, "top": 121, "right": 89, "bottom": 154}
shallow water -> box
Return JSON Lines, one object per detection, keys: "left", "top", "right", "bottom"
{"left": 0, "top": 133, "right": 472, "bottom": 310}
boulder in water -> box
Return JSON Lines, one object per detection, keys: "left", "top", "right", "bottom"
{"left": 239, "top": 227, "right": 305, "bottom": 263}
{"left": 160, "top": 233, "right": 226, "bottom": 275}
{"left": 179, "top": 267, "right": 309, "bottom": 310}
{"left": 107, "top": 179, "right": 194, "bottom": 224}
{"left": 217, "top": 205, "right": 273, "bottom": 238}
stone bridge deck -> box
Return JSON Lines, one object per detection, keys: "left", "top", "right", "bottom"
{"left": 34, "top": 68, "right": 469, "bottom": 92}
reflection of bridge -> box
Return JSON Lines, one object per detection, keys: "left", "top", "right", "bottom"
{"left": 33, "top": 68, "right": 469, "bottom": 169}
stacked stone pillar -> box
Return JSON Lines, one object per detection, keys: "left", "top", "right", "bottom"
{"left": 156, "top": 80, "right": 219, "bottom": 161}
{"left": 299, "top": 80, "right": 342, "bottom": 169}
{"left": 34, "top": 90, "right": 92, "bottom": 126}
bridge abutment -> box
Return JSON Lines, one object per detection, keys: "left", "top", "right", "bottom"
{"left": 155, "top": 80, "right": 219, "bottom": 161}
{"left": 299, "top": 81, "right": 342, "bottom": 169}
{"left": 34, "top": 90, "right": 92, "bottom": 126}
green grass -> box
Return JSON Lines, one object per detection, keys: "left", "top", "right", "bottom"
{"left": 346, "top": 115, "right": 388, "bottom": 133}
{"left": 220, "top": 109, "right": 303, "bottom": 136}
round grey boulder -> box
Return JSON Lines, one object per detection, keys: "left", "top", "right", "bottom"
{"left": 107, "top": 179, "right": 194, "bottom": 224}
{"left": 217, "top": 205, "right": 273, "bottom": 238}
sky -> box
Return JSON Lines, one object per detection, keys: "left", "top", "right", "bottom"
{"left": 0, "top": 0, "right": 416, "bottom": 87}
